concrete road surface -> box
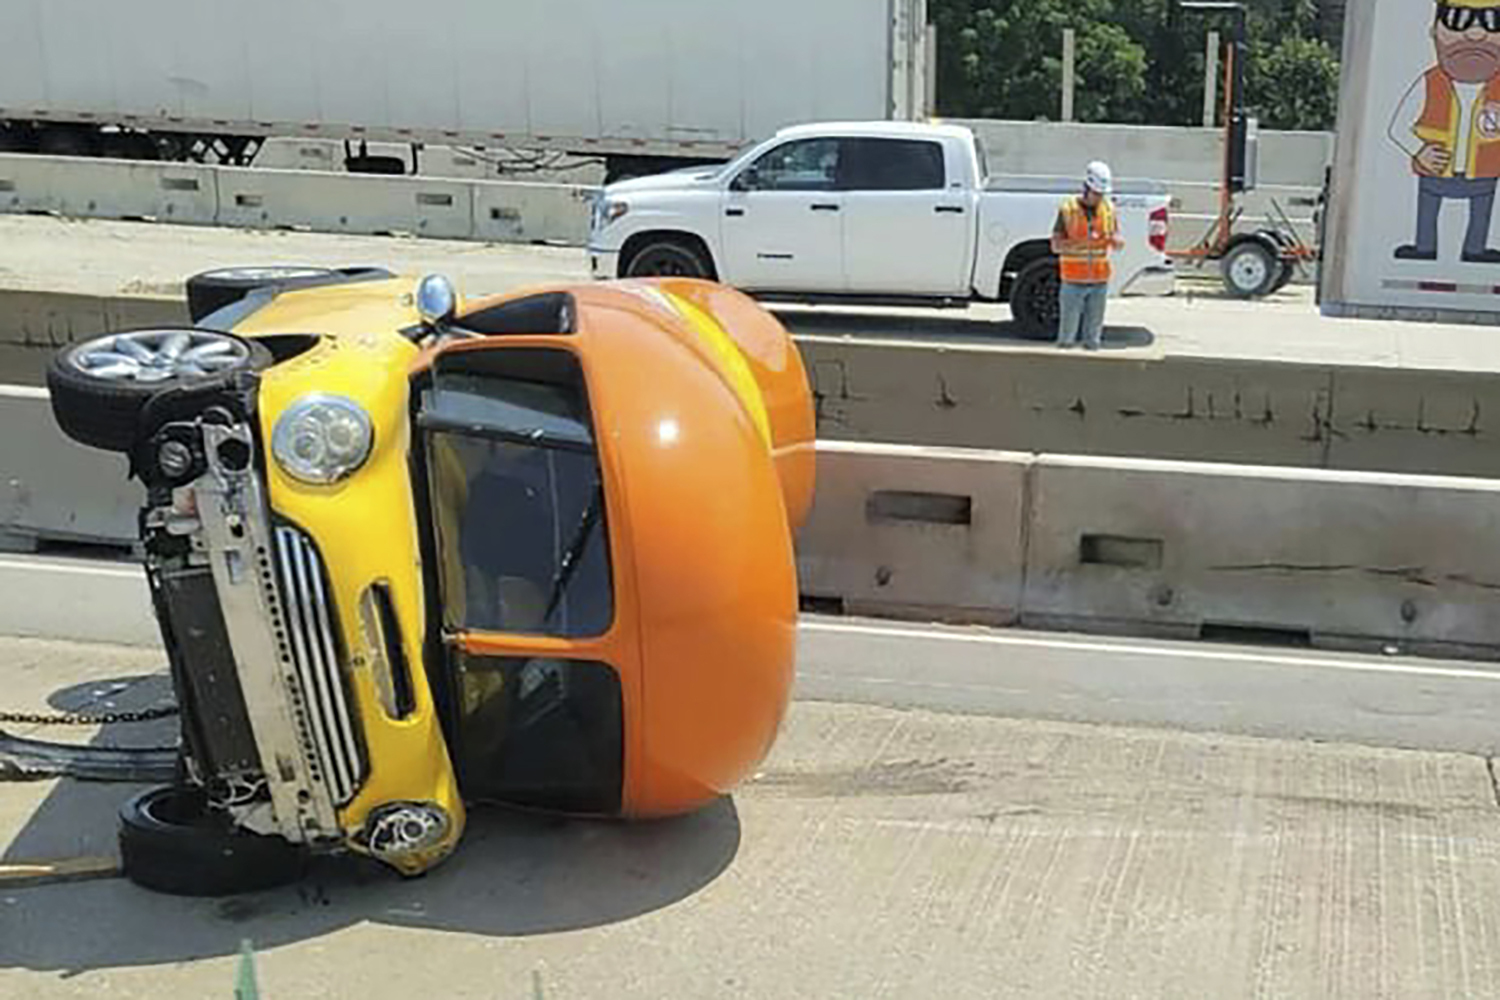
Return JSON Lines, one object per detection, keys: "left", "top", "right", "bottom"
{"left": 4, "top": 634, "right": 1500, "bottom": 998}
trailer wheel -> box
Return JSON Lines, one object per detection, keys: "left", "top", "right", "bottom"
{"left": 1009, "top": 258, "right": 1062, "bottom": 340}
{"left": 1269, "top": 259, "right": 1297, "bottom": 295}
{"left": 186, "top": 265, "right": 342, "bottom": 322}
{"left": 1221, "top": 239, "right": 1280, "bottom": 298}
{"left": 624, "top": 240, "right": 713, "bottom": 279}
{"left": 119, "top": 786, "right": 305, "bottom": 897}
{"left": 47, "top": 328, "right": 271, "bottom": 452}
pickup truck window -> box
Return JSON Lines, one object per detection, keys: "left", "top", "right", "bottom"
{"left": 841, "top": 138, "right": 945, "bottom": 192}
{"left": 737, "top": 138, "right": 840, "bottom": 192}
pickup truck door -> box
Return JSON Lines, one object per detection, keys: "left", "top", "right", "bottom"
{"left": 720, "top": 137, "right": 845, "bottom": 291}
{"left": 839, "top": 137, "right": 973, "bottom": 296}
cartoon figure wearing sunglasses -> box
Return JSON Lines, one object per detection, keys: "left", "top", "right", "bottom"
{"left": 1390, "top": 0, "right": 1500, "bottom": 263}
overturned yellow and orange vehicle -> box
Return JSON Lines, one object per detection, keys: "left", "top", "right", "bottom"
{"left": 47, "top": 266, "right": 814, "bottom": 895}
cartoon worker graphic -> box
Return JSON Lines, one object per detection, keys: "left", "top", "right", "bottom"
{"left": 1390, "top": 0, "right": 1500, "bottom": 263}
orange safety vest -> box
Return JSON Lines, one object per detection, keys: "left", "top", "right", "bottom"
{"left": 1058, "top": 197, "right": 1116, "bottom": 284}
{"left": 1415, "top": 67, "right": 1500, "bottom": 179}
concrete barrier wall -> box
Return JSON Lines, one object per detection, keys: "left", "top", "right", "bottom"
{"left": 0, "top": 387, "right": 139, "bottom": 551}
{"left": 0, "top": 153, "right": 596, "bottom": 247}
{"left": 799, "top": 443, "right": 1500, "bottom": 656}
{"left": 1024, "top": 455, "right": 1500, "bottom": 657}
{"left": 797, "top": 442, "right": 1031, "bottom": 624}
{"left": 218, "top": 168, "right": 476, "bottom": 239}
{"left": 0, "top": 291, "right": 187, "bottom": 354}
{"left": 0, "top": 155, "right": 218, "bottom": 224}
{"left": 958, "top": 120, "right": 1333, "bottom": 189}
{"left": 797, "top": 338, "right": 1500, "bottom": 479}
{"left": 801, "top": 341, "right": 1336, "bottom": 469}
{"left": 10, "top": 381, "right": 1500, "bottom": 658}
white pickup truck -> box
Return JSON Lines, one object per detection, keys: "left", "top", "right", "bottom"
{"left": 588, "top": 121, "right": 1175, "bottom": 336}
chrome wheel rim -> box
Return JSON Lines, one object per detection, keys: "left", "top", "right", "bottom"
{"left": 206, "top": 266, "right": 330, "bottom": 282}
{"left": 70, "top": 330, "right": 250, "bottom": 383}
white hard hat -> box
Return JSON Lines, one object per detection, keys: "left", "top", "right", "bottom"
{"left": 1085, "top": 160, "right": 1114, "bottom": 194}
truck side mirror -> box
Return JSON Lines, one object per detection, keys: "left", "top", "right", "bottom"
{"left": 731, "top": 168, "right": 758, "bottom": 193}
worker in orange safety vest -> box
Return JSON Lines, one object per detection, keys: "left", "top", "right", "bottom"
{"left": 1389, "top": 0, "right": 1500, "bottom": 263}
{"left": 1050, "top": 161, "right": 1123, "bottom": 350}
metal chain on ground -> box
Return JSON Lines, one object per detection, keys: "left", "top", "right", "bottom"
{"left": 0, "top": 705, "right": 179, "bottom": 727}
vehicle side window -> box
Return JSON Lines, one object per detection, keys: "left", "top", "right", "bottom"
{"left": 735, "top": 138, "right": 841, "bottom": 192}
{"left": 841, "top": 138, "right": 946, "bottom": 192}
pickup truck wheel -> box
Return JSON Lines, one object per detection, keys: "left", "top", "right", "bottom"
{"left": 47, "top": 328, "right": 271, "bottom": 452}
{"left": 186, "top": 265, "right": 342, "bottom": 323}
{"left": 625, "top": 241, "right": 712, "bottom": 279}
{"left": 1221, "top": 240, "right": 1279, "bottom": 298}
{"left": 119, "top": 786, "right": 305, "bottom": 897}
{"left": 1009, "top": 258, "right": 1062, "bottom": 340}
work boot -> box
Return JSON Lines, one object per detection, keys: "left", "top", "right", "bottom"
{"left": 1394, "top": 245, "right": 1438, "bottom": 261}
{"left": 1462, "top": 249, "right": 1500, "bottom": 264}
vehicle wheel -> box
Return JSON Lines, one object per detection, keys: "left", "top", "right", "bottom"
{"left": 1269, "top": 259, "right": 1297, "bottom": 295}
{"left": 119, "top": 785, "right": 305, "bottom": 897}
{"left": 1009, "top": 258, "right": 1062, "bottom": 340}
{"left": 47, "top": 328, "right": 271, "bottom": 452}
{"left": 186, "top": 265, "right": 342, "bottom": 323}
{"left": 1221, "top": 240, "right": 1280, "bottom": 298}
{"left": 624, "top": 241, "right": 713, "bottom": 279}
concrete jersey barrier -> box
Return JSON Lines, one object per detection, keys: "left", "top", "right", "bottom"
{"left": 797, "top": 442, "right": 1500, "bottom": 658}
{"left": 0, "top": 153, "right": 598, "bottom": 247}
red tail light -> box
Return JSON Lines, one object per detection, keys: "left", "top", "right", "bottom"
{"left": 1149, "top": 206, "right": 1169, "bottom": 253}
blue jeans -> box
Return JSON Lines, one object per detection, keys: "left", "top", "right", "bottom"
{"left": 1058, "top": 281, "right": 1107, "bottom": 348}
{"left": 1411, "top": 175, "right": 1497, "bottom": 257}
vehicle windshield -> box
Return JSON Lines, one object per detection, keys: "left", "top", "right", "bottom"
{"left": 422, "top": 357, "right": 613, "bottom": 640}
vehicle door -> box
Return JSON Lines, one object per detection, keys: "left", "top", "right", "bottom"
{"left": 839, "top": 137, "right": 973, "bottom": 296}
{"left": 720, "top": 137, "right": 846, "bottom": 291}
{"left": 417, "top": 343, "right": 628, "bottom": 815}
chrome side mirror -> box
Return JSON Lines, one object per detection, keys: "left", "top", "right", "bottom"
{"left": 416, "top": 274, "right": 458, "bottom": 329}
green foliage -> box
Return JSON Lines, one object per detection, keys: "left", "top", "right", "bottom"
{"left": 932, "top": 0, "right": 1343, "bottom": 131}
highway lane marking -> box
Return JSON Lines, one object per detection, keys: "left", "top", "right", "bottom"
{"left": 800, "top": 619, "right": 1500, "bottom": 684}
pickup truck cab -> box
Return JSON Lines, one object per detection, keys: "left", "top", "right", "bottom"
{"left": 589, "top": 122, "right": 1175, "bottom": 336}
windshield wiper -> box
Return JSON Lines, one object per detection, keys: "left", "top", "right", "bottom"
{"left": 542, "top": 479, "right": 605, "bottom": 624}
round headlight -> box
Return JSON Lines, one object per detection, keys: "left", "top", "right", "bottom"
{"left": 271, "top": 394, "right": 373, "bottom": 485}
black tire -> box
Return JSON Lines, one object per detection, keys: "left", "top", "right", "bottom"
{"left": 119, "top": 786, "right": 305, "bottom": 897}
{"left": 624, "top": 240, "right": 713, "bottom": 279}
{"left": 1221, "top": 239, "right": 1280, "bottom": 298}
{"left": 1009, "top": 258, "right": 1062, "bottom": 340}
{"left": 47, "top": 328, "right": 271, "bottom": 452}
{"left": 186, "top": 265, "right": 342, "bottom": 323}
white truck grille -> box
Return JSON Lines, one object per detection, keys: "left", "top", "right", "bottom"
{"left": 272, "top": 526, "right": 365, "bottom": 804}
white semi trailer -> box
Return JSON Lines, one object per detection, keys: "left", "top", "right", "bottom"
{"left": 0, "top": 0, "right": 931, "bottom": 180}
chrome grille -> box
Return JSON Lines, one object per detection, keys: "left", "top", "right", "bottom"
{"left": 272, "top": 526, "right": 364, "bottom": 804}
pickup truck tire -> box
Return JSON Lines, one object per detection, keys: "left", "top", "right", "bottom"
{"left": 119, "top": 786, "right": 305, "bottom": 897}
{"left": 47, "top": 328, "right": 271, "bottom": 452}
{"left": 1221, "top": 240, "right": 1280, "bottom": 298}
{"left": 186, "top": 266, "right": 343, "bottom": 323}
{"left": 1009, "top": 258, "right": 1062, "bottom": 340}
{"left": 624, "top": 241, "right": 713, "bottom": 280}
